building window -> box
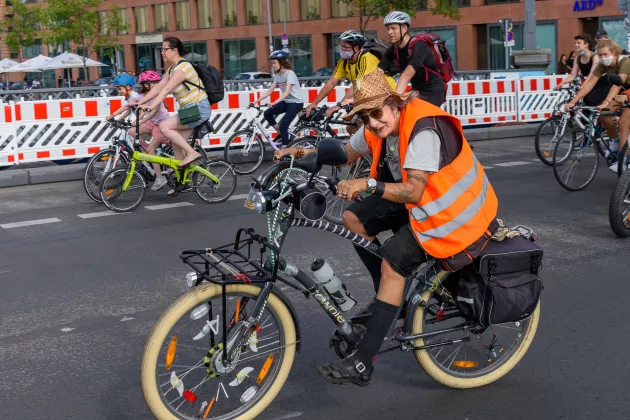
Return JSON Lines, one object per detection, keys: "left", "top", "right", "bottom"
{"left": 222, "top": 0, "right": 238, "bottom": 26}
{"left": 453, "top": 0, "right": 470, "bottom": 6}
{"left": 488, "top": 22, "right": 556, "bottom": 73}
{"left": 332, "top": 0, "right": 352, "bottom": 17}
{"left": 301, "top": 0, "right": 320, "bottom": 20}
{"left": 135, "top": 7, "right": 149, "bottom": 33}
{"left": 601, "top": 19, "right": 626, "bottom": 50}
{"left": 23, "top": 40, "right": 42, "bottom": 58}
{"left": 410, "top": 27, "right": 458, "bottom": 70}
{"left": 137, "top": 45, "right": 158, "bottom": 72}
{"left": 246, "top": 0, "right": 263, "bottom": 25}
{"left": 119, "top": 9, "right": 129, "bottom": 34}
{"left": 198, "top": 0, "right": 214, "bottom": 28}
{"left": 155, "top": 4, "right": 168, "bottom": 32}
{"left": 176, "top": 1, "right": 191, "bottom": 30}
{"left": 99, "top": 11, "right": 108, "bottom": 35}
{"left": 223, "top": 39, "right": 256, "bottom": 78}
{"left": 272, "top": 0, "right": 291, "bottom": 23}
{"left": 486, "top": 0, "right": 518, "bottom": 4}
{"left": 183, "top": 42, "right": 208, "bottom": 65}
{"left": 273, "top": 35, "right": 312, "bottom": 76}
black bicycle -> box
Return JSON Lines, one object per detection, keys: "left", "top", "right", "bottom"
{"left": 140, "top": 141, "right": 540, "bottom": 419}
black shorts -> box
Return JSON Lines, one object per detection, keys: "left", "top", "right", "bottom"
{"left": 347, "top": 195, "right": 427, "bottom": 277}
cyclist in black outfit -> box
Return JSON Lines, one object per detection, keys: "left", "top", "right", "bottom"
{"left": 378, "top": 11, "right": 446, "bottom": 107}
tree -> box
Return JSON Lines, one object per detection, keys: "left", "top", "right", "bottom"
{"left": 340, "top": 0, "right": 460, "bottom": 34}
{"left": 0, "top": 1, "right": 43, "bottom": 62}
{"left": 45, "top": 0, "right": 129, "bottom": 82}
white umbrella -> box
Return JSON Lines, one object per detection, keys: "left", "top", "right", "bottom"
{"left": 4, "top": 54, "right": 53, "bottom": 72}
{"left": 184, "top": 52, "right": 206, "bottom": 61}
{"left": 0, "top": 58, "right": 18, "bottom": 73}
{"left": 38, "top": 51, "right": 107, "bottom": 70}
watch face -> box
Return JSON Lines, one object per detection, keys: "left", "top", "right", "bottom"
{"left": 368, "top": 178, "right": 377, "bottom": 188}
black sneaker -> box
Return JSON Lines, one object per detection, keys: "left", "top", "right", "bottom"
{"left": 316, "top": 354, "right": 373, "bottom": 386}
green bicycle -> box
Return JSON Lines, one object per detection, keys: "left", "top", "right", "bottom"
{"left": 99, "top": 107, "right": 237, "bottom": 212}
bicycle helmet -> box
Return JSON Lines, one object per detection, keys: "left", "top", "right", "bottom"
{"left": 383, "top": 11, "right": 412, "bottom": 26}
{"left": 138, "top": 70, "right": 161, "bottom": 83}
{"left": 339, "top": 30, "right": 366, "bottom": 47}
{"left": 269, "top": 50, "right": 290, "bottom": 60}
{"left": 112, "top": 74, "right": 135, "bottom": 87}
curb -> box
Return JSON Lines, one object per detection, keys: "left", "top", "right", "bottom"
{"left": 0, "top": 124, "right": 537, "bottom": 189}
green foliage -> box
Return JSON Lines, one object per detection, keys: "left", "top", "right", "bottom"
{"left": 0, "top": 1, "right": 44, "bottom": 60}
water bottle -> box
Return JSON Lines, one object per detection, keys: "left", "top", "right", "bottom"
{"left": 310, "top": 259, "right": 356, "bottom": 312}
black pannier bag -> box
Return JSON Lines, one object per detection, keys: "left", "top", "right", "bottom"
{"left": 457, "top": 230, "right": 543, "bottom": 326}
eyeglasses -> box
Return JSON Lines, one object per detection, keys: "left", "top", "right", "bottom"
{"left": 340, "top": 44, "right": 353, "bottom": 52}
{"left": 160, "top": 47, "right": 175, "bottom": 52}
{"left": 357, "top": 108, "right": 384, "bottom": 125}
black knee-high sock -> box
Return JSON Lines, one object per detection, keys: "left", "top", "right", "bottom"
{"left": 353, "top": 238, "right": 382, "bottom": 293}
{"left": 356, "top": 299, "right": 398, "bottom": 368}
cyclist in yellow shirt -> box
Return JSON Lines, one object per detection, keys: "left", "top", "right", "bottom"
{"left": 305, "top": 30, "right": 396, "bottom": 125}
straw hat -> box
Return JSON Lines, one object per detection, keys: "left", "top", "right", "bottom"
{"left": 344, "top": 69, "right": 411, "bottom": 121}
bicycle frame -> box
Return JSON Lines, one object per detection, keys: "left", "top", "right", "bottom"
{"left": 121, "top": 151, "right": 219, "bottom": 190}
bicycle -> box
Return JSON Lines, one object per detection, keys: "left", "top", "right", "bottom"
{"left": 551, "top": 105, "right": 620, "bottom": 191}
{"left": 140, "top": 141, "right": 540, "bottom": 419}
{"left": 98, "top": 106, "right": 237, "bottom": 212}
{"left": 83, "top": 117, "right": 209, "bottom": 203}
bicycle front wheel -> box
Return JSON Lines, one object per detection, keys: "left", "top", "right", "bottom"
{"left": 609, "top": 168, "right": 630, "bottom": 237}
{"left": 192, "top": 159, "right": 237, "bottom": 203}
{"left": 224, "top": 130, "right": 265, "bottom": 175}
{"left": 412, "top": 288, "right": 540, "bottom": 389}
{"left": 141, "top": 284, "right": 297, "bottom": 420}
{"left": 552, "top": 128, "right": 599, "bottom": 191}
{"left": 99, "top": 166, "right": 146, "bottom": 212}
{"left": 83, "top": 149, "right": 129, "bottom": 202}
{"left": 534, "top": 115, "right": 572, "bottom": 166}
{"left": 323, "top": 155, "right": 372, "bottom": 224}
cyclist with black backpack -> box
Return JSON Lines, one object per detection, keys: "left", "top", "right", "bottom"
{"left": 378, "top": 11, "right": 452, "bottom": 107}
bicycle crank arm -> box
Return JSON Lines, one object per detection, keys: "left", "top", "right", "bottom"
{"left": 407, "top": 336, "right": 471, "bottom": 351}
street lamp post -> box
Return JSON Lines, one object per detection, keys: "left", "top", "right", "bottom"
{"left": 266, "top": 0, "right": 273, "bottom": 54}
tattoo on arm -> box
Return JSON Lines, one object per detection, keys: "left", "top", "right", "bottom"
{"left": 407, "top": 173, "right": 427, "bottom": 186}
{"left": 393, "top": 183, "right": 416, "bottom": 202}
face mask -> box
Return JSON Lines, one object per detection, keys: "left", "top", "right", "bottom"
{"left": 579, "top": 49, "right": 587, "bottom": 56}
{"left": 600, "top": 56, "right": 614, "bottom": 67}
{"left": 340, "top": 50, "right": 354, "bottom": 60}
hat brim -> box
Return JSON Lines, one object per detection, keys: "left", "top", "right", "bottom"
{"left": 344, "top": 91, "right": 412, "bottom": 121}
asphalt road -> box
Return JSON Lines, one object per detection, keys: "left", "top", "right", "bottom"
{"left": 0, "top": 136, "right": 628, "bottom": 420}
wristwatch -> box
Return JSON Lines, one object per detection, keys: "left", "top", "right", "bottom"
{"left": 336, "top": 101, "right": 343, "bottom": 108}
{"left": 366, "top": 178, "right": 377, "bottom": 194}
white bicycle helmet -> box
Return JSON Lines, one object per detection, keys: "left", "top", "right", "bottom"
{"left": 340, "top": 30, "right": 366, "bottom": 47}
{"left": 383, "top": 11, "right": 412, "bottom": 26}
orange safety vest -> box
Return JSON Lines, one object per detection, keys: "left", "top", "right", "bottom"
{"left": 363, "top": 99, "right": 498, "bottom": 259}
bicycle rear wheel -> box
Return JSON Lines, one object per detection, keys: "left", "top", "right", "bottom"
{"left": 192, "top": 159, "right": 237, "bottom": 203}
{"left": 609, "top": 168, "right": 630, "bottom": 237}
{"left": 552, "top": 128, "right": 599, "bottom": 191}
{"left": 99, "top": 166, "right": 146, "bottom": 212}
{"left": 412, "top": 288, "right": 539, "bottom": 388}
{"left": 323, "top": 156, "right": 372, "bottom": 224}
{"left": 224, "top": 130, "right": 265, "bottom": 175}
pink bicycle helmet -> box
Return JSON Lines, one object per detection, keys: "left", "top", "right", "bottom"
{"left": 138, "top": 70, "right": 161, "bottom": 83}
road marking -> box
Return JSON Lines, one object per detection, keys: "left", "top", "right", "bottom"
{"left": 78, "top": 210, "right": 128, "bottom": 219}
{"left": 1, "top": 218, "right": 61, "bottom": 229}
{"left": 120, "top": 316, "right": 134, "bottom": 322}
{"left": 228, "top": 193, "right": 249, "bottom": 201}
{"left": 145, "top": 202, "right": 194, "bottom": 210}
{"left": 60, "top": 327, "right": 75, "bottom": 332}
{"left": 482, "top": 166, "right": 494, "bottom": 169}
{"left": 495, "top": 161, "right": 532, "bottom": 167}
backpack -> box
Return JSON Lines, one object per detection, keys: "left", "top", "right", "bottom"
{"left": 361, "top": 38, "right": 391, "bottom": 61}
{"left": 175, "top": 59, "right": 225, "bottom": 105}
{"left": 394, "top": 34, "right": 455, "bottom": 85}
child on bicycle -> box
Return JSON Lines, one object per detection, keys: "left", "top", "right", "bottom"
{"left": 107, "top": 72, "right": 171, "bottom": 191}
{"left": 253, "top": 51, "right": 304, "bottom": 147}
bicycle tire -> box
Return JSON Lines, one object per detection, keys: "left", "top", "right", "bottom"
{"left": 83, "top": 149, "right": 129, "bottom": 203}
{"left": 609, "top": 168, "right": 630, "bottom": 237}
{"left": 552, "top": 128, "right": 599, "bottom": 192}
{"left": 323, "top": 156, "right": 372, "bottom": 225}
{"left": 99, "top": 166, "right": 146, "bottom": 212}
{"left": 534, "top": 116, "right": 572, "bottom": 166}
{"left": 223, "top": 129, "right": 265, "bottom": 175}
{"left": 141, "top": 284, "right": 296, "bottom": 420}
{"left": 617, "top": 141, "right": 628, "bottom": 178}
{"left": 412, "top": 288, "right": 540, "bottom": 389}
{"left": 192, "top": 158, "right": 238, "bottom": 203}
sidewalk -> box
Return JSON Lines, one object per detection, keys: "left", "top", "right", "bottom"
{"left": 0, "top": 124, "right": 538, "bottom": 188}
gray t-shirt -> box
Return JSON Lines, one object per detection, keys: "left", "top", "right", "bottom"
{"left": 350, "top": 126, "right": 441, "bottom": 182}
{"left": 274, "top": 70, "right": 303, "bottom": 103}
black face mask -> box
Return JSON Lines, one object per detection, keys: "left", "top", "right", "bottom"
{"left": 567, "top": 58, "right": 575, "bottom": 68}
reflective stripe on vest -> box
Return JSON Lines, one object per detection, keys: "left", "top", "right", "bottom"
{"left": 410, "top": 153, "right": 481, "bottom": 223}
